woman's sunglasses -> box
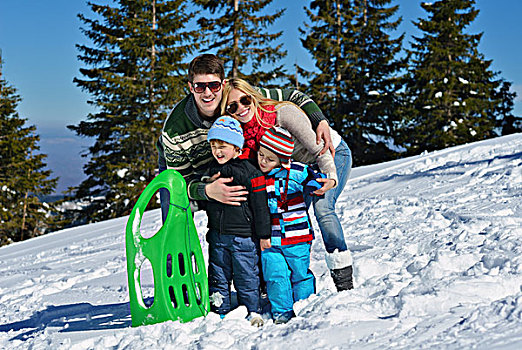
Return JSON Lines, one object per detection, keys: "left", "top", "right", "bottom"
{"left": 226, "top": 95, "right": 253, "bottom": 115}
{"left": 192, "top": 81, "right": 222, "bottom": 93}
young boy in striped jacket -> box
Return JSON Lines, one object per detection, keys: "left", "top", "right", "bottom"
{"left": 257, "top": 126, "right": 326, "bottom": 324}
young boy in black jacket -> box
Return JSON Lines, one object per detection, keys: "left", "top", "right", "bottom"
{"left": 204, "top": 116, "right": 270, "bottom": 327}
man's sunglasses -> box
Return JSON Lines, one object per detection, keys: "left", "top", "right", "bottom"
{"left": 192, "top": 81, "right": 222, "bottom": 93}
{"left": 226, "top": 95, "right": 253, "bottom": 115}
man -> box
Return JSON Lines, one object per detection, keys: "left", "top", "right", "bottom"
{"left": 157, "top": 53, "right": 352, "bottom": 291}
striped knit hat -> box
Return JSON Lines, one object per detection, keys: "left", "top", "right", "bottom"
{"left": 207, "top": 116, "right": 244, "bottom": 149}
{"left": 259, "top": 126, "right": 294, "bottom": 162}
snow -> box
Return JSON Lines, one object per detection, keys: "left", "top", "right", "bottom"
{"left": 1, "top": 134, "right": 521, "bottom": 349}
{"left": 117, "top": 169, "right": 128, "bottom": 178}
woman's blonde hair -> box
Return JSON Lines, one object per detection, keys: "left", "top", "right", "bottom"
{"left": 221, "top": 78, "right": 293, "bottom": 129}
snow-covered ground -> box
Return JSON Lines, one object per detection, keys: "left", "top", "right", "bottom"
{"left": 1, "top": 134, "right": 521, "bottom": 349}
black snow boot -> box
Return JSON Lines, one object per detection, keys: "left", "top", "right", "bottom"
{"left": 330, "top": 265, "right": 353, "bottom": 291}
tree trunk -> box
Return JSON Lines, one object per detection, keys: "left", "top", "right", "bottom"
{"left": 20, "top": 191, "right": 28, "bottom": 241}
{"left": 232, "top": 0, "right": 239, "bottom": 78}
{"left": 150, "top": 0, "right": 157, "bottom": 115}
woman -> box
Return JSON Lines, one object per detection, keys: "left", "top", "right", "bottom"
{"left": 221, "top": 78, "right": 354, "bottom": 291}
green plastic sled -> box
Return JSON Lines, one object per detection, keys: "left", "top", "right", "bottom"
{"left": 125, "top": 169, "right": 209, "bottom": 326}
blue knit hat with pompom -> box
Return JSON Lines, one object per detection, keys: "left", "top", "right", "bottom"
{"left": 207, "top": 116, "right": 244, "bottom": 149}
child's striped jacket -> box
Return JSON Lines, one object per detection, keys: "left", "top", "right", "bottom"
{"left": 264, "top": 162, "right": 325, "bottom": 246}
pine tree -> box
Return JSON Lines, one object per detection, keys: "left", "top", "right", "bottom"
{"left": 69, "top": 0, "right": 199, "bottom": 223}
{"left": 300, "top": 0, "right": 406, "bottom": 166}
{"left": 399, "top": 0, "right": 512, "bottom": 154}
{"left": 0, "top": 71, "right": 57, "bottom": 246}
{"left": 193, "top": 0, "right": 287, "bottom": 86}
{"left": 493, "top": 80, "right": 522, "bottom": 135}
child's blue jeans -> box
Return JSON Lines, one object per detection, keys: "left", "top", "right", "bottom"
{"left": 207, "top": 230, "right": 260, "bottom": 315}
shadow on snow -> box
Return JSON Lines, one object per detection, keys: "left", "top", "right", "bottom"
{"left": 0, "top": 300, "right": 135, "bottom": 341}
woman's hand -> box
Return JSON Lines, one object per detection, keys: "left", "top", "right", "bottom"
{"left": 313, "top": 178, "right": 336, "bottom": 196}
{"left": 260, "top": 238, "right": 271, "bottom": 251}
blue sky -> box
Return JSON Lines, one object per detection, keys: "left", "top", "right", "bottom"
{"left": 1, "top": 0, "right": 520, "bottom": 193}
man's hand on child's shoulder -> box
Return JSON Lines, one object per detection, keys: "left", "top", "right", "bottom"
{"left": 316, "top": 120, "right": 335, "bottom": 157}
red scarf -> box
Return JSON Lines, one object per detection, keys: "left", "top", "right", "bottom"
{"left": 240, "top": 104, "right": 277, "bottom": 161}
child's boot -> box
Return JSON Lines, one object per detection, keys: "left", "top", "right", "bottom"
{"left": 273, "top": 310, "right": 295, "bottom": 324}
{"left": 247, "top": 312, "right": 264, "bottom": 327}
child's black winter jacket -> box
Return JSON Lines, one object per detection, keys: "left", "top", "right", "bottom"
{"left": 205, "top": 158, "right": 271, "bottom": 240}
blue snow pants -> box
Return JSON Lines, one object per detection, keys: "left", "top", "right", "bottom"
{"left": 207, "top": 230, "right": 260, "bottom": 315}
{"left": 261, "top": 242, "right": 315, "bottom": 317}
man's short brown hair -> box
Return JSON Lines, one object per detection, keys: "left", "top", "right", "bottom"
{"left": 188, "top": 54, "right": 225, "bottom": 82}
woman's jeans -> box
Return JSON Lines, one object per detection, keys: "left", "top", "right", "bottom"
{"left": 304, "top": 140, "right": 352, "bottom": 254}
